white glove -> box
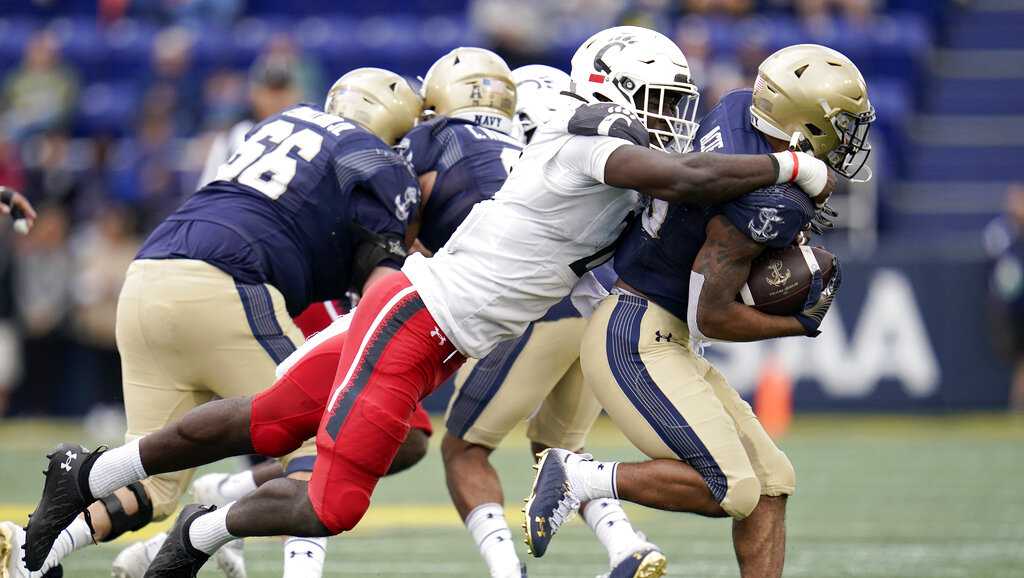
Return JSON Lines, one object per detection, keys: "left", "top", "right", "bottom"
{"left": 771, "top": 150, "right": 829, "bottom": 198}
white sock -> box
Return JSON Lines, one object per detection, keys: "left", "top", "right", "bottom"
{"left": 88, "top": 439, "right": 147, "bottom": 498}
{"left": 465, "top": 503, "right": 520, "bottom": 578}
{"left": 188, "top": 503, "right": 237, "bottom": 555}
{"left": 41, "top": 516, "right": 94, "bottom": 570}
{"left": 218, "top": 471, "right": 258, "bottom": 502}
{"left": 282, "top": 536, "right": 327, "bottom": 578}
{"left": 582, "top": 499, "right": 643, "bottom": 565}
{"left": 575, "top": 459, "right": 619, "bottom": 502}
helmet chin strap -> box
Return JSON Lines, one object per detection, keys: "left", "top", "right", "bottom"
{"left": 749, "top": 108, "right": 792, "bottom": 142}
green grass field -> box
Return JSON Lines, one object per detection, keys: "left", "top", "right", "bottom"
{"left": 1, "top": 414, "right": 1023, "bottom": 578}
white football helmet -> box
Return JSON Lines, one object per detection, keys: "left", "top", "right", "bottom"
{"left": 511, "top": 64, "right": 570, "bottom": 144}
{"left": 569, "top": 26, "right": 699, "bottom": 153}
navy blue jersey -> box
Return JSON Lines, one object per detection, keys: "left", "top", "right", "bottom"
{"left": 614, "top": 90, "right": 815, "bottom": 321}
{"left": 398, "top": 116, "right": 522, "bottom": 253}
{"left": 138, "top": 104, "right": 419, "bottom": 316}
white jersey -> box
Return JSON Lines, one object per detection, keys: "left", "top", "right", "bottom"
{"left": 402, "top": 99, "right": 650, "bottom": 358}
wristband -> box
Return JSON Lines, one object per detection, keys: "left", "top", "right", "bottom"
{"left": 770, "top": 151, "right": 799, "bottom": 184}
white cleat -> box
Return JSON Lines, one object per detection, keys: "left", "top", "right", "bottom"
{"left": 191, "top": 473, "right": 232, "bottom": 507}
{"left": 0, "top": 521, "right": 61, "bottom": 578}
{"left": 192, "top": 474, "right": 247, "bottom": 577}
{"left": 213, "top": 539, "right": 246, "bottom": 578}
{"left": 111, "top": 532, "right": 166, "bottom": 578}
{"left": 0, "top": 521, "right": 27, "bottom": 578}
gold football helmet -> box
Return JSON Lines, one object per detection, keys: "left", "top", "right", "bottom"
{"left": 324, "top": 68, "right": 422, "bottom": 145}
{"left": 421, "top": 47, "right": 516, "bottom": 121}
{"left": 750, "top": 44, "right": 875, "bottom": 180}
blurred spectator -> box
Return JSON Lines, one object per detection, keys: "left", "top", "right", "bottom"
{"left": 197, "top": 55, "right": 301, "bottom": 187}
{"left": 0, "top": 227, "right": 21, "bottom": 415}
{"left": 114, "top": 91, "right": 188, "bottom": 231}
{"left": 70, "top": 204, "right": 138, "bottom": 408}
{"left": 20, "top": 131, "right": 80, "bottom": 209}
{"left": 201, "top": 68, "right": 248, "bottom": 132}
{"left": 146, "top": 27, "right": 201, "bottom": 135}
{"left": 985, "top": 184, "right": 1024, "bottom": 412}
{"left": 682, "top": 0, "right": 755, "bottom": 17}
{"left": 10, "top": 204, "right": 73, "bottom": 415}
{"left": 0, "top": 30, "right": 79, "bottom": 140}
{"left": 261, "top": 35, "right": 324, "bottom": 104}
{"left": 0, "top": 136, "right": 25, "bottom": 194}
{"left": 128, "top": 0, "right": 245, "bottom": 26}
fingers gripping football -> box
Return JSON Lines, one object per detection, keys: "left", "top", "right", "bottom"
{"left": 795, "top": 256, "right": 842, "bottom": 336}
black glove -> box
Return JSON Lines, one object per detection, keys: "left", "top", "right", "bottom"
{"left": 794, "top": 255, "right": 842, "bottom": 337}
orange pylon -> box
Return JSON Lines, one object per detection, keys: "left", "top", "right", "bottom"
{"left": 754, "top": 356, "right": 793, "bottom": 439}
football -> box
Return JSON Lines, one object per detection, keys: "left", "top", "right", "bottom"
{"left": 739, "top": 245, "right": 836, "bottom": 316}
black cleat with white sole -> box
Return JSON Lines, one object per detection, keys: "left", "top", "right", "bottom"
{"left": 143, "top": 504, "right": 214, "bottom": 578}
{"left": 23, "top": 443, "right": 104, "bottom": 571}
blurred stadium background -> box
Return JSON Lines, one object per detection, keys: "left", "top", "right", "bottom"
{"left": 0, "top": 0, "right": 1022, "bottom": 576}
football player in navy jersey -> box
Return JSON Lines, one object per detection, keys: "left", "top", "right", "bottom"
{"left": 397, "top": 47, "right": 522, "bottom": 256}
{"left": 534, "top": 45, "right": 874, "bottom": 578}
{"left": 14, "top": 68, "right": 423, "bottom": 578}
{"left": 438, "top": 63, "right": 663, "bottom": 578}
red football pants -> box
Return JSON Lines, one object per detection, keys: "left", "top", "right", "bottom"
{"left": 301, "top": 272, "right": 462, "bottom": 533}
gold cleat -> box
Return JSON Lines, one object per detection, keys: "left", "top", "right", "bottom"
{"left": 635, "top": 550, "right": 668, "bottom": 578}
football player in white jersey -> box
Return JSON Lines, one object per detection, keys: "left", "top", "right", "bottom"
{"left": 442, "top": 63, "right": 662, "bottom": 578}
{"left": 22, "top": 27, "right": 838, "bottom": 577}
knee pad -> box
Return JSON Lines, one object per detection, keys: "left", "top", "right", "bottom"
{"left": 722, "top": 476, "right": 762, "bottom": 520}
{"left": 98, "top": 482, "right": 154, "bottom": 542}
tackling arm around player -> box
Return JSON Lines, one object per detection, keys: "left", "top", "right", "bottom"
{"left": 21, "top": 29, "right": 838, "bottom": 578}
{"left": 527, "top": 44, "right": 874, "bottom": 578}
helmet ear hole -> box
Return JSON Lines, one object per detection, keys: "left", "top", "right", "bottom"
{"left": 804, "top": 123, "right": 824, "bottom": 136}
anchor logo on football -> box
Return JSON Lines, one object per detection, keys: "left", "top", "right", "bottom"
{"left": 765, "top": 259, "right": 792, "bottom": 288}
{"left": 60, "top": 450, "right": 78, "bottom": 472}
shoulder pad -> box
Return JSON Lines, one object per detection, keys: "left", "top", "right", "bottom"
{"left": 567, "top": 103, "right": 649, "bottom": 147}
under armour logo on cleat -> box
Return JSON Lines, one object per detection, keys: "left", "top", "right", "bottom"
{"left": 534, "top": 516, "right": 546, "bottom": 537}
{"left": 60, "top": 451, "right": 78, "bottom": 472}
{"left": 430, "top": 326, "right": 446, "bottom": 346}
{"left": 654, "top": 330, "right": 673, "bottom": 342}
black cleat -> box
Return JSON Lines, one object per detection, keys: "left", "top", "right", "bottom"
{"left": 143, "top": 504, "right": 214, "bottom": 578}
{"left": 23, "top": 444, "right": 104, "bottom": 571}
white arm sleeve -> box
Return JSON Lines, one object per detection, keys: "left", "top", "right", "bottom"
{"left": 557, "top": 135, "right": 632, "bottom": 184}
{"left": 275, "top": 308, "right": 356, "bottom": 378}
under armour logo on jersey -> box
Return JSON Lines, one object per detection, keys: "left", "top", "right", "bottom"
{"left": 60, "top": 450, "right": 78, "bottom": 472}
{"left": 430, "top": 326, "right": 446, "bottom": 347}
{"left": 655, "top": 330, "right": 673, "bottom": 343}
{"left": 289, "top": 550, "right": 314, "bottom": 559}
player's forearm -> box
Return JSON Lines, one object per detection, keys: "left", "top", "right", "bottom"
{"left": 697, "top": 303, "right": 806, "bottom": 342}
{"left": 656, "top": 152, "right": 779, "bottom": 206}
